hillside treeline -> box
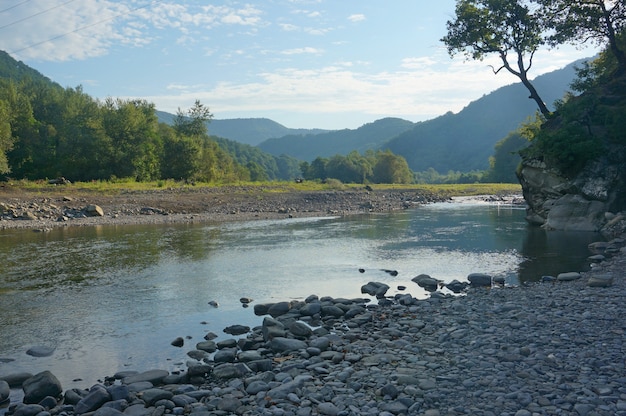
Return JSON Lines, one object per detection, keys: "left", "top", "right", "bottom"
{"left": 0, "top": 75, "right": 287, "bottom": 182}
{"left": 0, "top": 67, "right": 419, "bottom": 184}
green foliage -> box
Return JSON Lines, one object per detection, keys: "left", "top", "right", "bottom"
{"left": 484, "top": 132, "right": 529, "bottom": 183}
{"left": 212, "top": 136, "right": 302, "bottom": 181}
{"left": 520, "top": 40, "right": 626, "bottom": 177}
{"left": 0, "top": 98, "right": 12, "bottom": 173}
{"left": 174, "top": 100, "right": 213, "bottom": 137}
{"left": 372, "top": 150, "right": 413, "bottom": 184}
{"left": 442, "top": 0, "right": 550, "bottom": 116}
{"left": 257, "top": 118, "right": 414, "bottom": 162}
{"left": 413, "top": 168, "right": 485, "bottom": 184}
{"left": 300, "top": 150, "right": 414, "bottom": 184}
{"left": 0, "top": 57, "right": 248, "bottom": 182}
{"left": 535, "top": 0, "right": 626, "bottom": 72}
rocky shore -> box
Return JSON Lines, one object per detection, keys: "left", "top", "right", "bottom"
{"left": 1, "top": 235, "right": 624, "bottom": 416}
{"left": 0, "top": 185, "right": 452, "bottom": 230}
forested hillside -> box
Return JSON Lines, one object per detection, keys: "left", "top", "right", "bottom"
{"left": 0, "top": 51, "right": 252, "bottom": 182}
{"left": 258, "top": 118, "right": 415, "bottom": 161}
{"left": 156, "top": 112, "right": 328, "bottom": 146}
{"left": 386, "top": 61, "right": 583, "bottom": 173}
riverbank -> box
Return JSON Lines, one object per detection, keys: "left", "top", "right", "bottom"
{"left": 1, "top": 234, "right": 624, "bottom": 415}
{"left": 0, "top": 183, "right": 522, "bottom": 230}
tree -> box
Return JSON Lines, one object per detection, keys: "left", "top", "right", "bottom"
{"left": 101, "top": 98, "right": 162, "bottom": 181}
{"left": 484, "top": 132, "right": 529, "bottom": 182}
{"left": 174, "top": 100, "right": 213, "bottom": 137}
{"left": 536, "top": 0, "right": 626, "bottom": 74}
{"left": 372, "top": 150, "right": 413, "bottom": 184}
{"left": 442, "top": 0, "right": 551, "bottom": 116}
{"left": 0, "top": 99, "right": 12, "bottom": 173}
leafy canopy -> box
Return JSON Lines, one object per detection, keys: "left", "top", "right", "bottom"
{"left": 442, "top": 0, "right": 550, "bottom": 116}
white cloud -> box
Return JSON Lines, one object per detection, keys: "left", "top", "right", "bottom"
{"left": 5, "top": 1, "right": 268, "bottom": 62}
{"left": 279, "top": 23, "right": 299, "bottom": 31}
{"left": 280, "top": 47, "right": 324, "bottom": 55}
{"left": 348, "top": 14, "right": 366, "bottom": 23}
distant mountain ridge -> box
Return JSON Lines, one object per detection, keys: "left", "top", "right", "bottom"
{"left": 385, "top": 61, "right": 586, "bottom": 172}
{"left": 253, "top": 59, "right": 587, "bottom": 172}
{"left": 257, "top": 117, "right": 416, "bottom": 161}
{"left": 155, "top": 112, "right": 328, "bottom": 146}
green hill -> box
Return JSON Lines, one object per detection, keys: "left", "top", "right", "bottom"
{"left": 257, "top": 117, "right": 415, "bottom": 161}
{"left": 156, "top": 112, "right": 328, "bottom": 146}
{"left": 385, "top": 61, "right": 585, "bottom": 172}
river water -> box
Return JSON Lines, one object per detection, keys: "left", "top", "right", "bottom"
{"left": 0, "top": 200, "right": 602, "bottom": 390}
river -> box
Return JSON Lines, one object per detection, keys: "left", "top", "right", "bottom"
{"left": 0, "top": 200, "right": 602, "bottom": 390}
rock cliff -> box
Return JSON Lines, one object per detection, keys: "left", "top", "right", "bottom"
{"left": 517, "top": 150, "right": 626, "bottom": 233}
{"left": 517, "top": 72, "right": 626, "bottom": 235}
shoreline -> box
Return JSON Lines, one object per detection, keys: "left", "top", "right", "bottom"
{"left": 2, "top": 185, "right": 624, "bottom": 415}
{"left": 1, "top": 235, "right": 624, "bottom": 415}
{"left": 1, "top": 186, "right": 452, "bottom": 231}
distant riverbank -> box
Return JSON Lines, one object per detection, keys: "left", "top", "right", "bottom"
{"left": 0, "top": 182, "right": 522, "bottom": 230}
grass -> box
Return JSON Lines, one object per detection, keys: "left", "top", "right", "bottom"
{"left": 1, "top": 178, "right": 522, "bottom": 198}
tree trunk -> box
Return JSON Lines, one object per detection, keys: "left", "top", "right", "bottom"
{"left": 520, "top": 75, "right": 551, "bottom": 117}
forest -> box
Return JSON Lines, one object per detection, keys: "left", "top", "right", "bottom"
{"left": 1, "top": 0, "right": 624, "bottom": 185}
{"left": 0, "top": 68, "right": 418, "bottom": 185}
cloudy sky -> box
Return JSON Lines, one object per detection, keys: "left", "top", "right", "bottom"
{"left": 3, "top": 0, "right": 598, "bottom": 129}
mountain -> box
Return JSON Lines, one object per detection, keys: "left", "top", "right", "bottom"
{"left": 257, "top": 117, "right": 415, "bottom": 161}
{"left": 0, "top": 50, "right": 60, "bottom": 86}
{"left": 385, "top": 60, "right": 586, "bottom": 172}
{"left": 211, "top": 136, "right": 302, "bottom": 180}
{"left": 155, "top": 112, "right": 328, "bottom": 146}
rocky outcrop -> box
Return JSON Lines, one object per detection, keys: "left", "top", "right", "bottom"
{"left": 517, "top": 150, "right": 626, "bottom": 233}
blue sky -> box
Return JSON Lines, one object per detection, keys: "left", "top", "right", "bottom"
{"left": 3, "top": 0, "right": 598, "bottom": 129}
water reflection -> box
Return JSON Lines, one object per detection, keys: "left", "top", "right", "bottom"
{"left": 518, "top": 226, "right": 599, "bottom": 281}
{"left": 0, "top": 204, "right": 604, "bottom": 389}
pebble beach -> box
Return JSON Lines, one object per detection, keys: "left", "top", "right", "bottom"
{"left": 1, "top": 186, "right": 624, "bottom": 416}
{"left": 1, "top": 235, "right": 624, "bottom": 416}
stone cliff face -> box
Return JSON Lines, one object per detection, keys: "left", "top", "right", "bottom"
{"left": 517, "top": 146, "right": 626, "bottom": 234}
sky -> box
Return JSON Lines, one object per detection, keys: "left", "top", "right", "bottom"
{"left": 2, "top": 0, "right": 599, "bottom": 130}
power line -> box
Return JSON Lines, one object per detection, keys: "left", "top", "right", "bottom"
{"left": 8, "top": 0, "right": 162, "bottom": 56}
{"left": 0, "top": 0, "right": 33, "bottom": 15}
{"left": 0, "top": 0, "right": 78, "bottom": 30}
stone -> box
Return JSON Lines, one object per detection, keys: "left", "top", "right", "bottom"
{"left": 587, "top": 274, "right": 613, "bottom": 287}
{"left": 289, "top": 321, "right": 313, "bottom": 337}
{"left": 245, "top": 380, "right": 269, "bottom": 395}
{"left": 11, "top": 404, "right": 45, "bottom": 416}
{"left": 223, "top": 324, "right": 250, "bottom": 335}
{"left": 122, "top": 369, "right": 169, "bottom": 385}
{"left": 212, "top": 364, "right": 241, "bottom": 379}
{"left": 93, "top": 408, "right": 124, "bottom": 416}
{"left": 299, "top": 301, "right": 321, "bottom": 316}
{"left": 213, "top": 349, "right": 237, "bottom": 363}
{"left": 320, "top": 305, "right": 345, "bottom": 317}
{"left": 445, "top": 279, "right": 468, "bottom": 293}
{"left": 268, "top": 301, "right": 291, "bottom": 317}
{"left": 557, "top": 272, "right": 581, "bottom": 281}
{"left": 269, "top": 337, "right": 308, "bottom": 353}
{"left": 171, "top": 337, "right": 184, "bottom": 347}
{"left": 139, "top": 388, "right": 173, "bottom": 406}
{"left": 85, "top": 204, "right": 104, "bottom": 217}
{"left": 195, "top": 341, "right": 217, "bottom": 353}
{"left": 0, "top": 380, "right": 9, "bottom": 404}
{"left": 1, "top": 372, "right": 33, "bottom": 388}
{"left": 237, "top": 350, "right": 263, "bottom": 362}
{"left": 412, "top": 274, "right": 440, "bottom": 291}
{"left": 25, "top": 346, "right": 55, "bottom": 357}
{"left": 73, "top": 385, "right": 111, "bottom": 414}
{"left": 468, "top": 273, "right": 492, "bottom": 287}
{"left": 22, "top": 371, "right": 62, "bottom": 404}
{"left": 360, "top": 281, "right": 389, "bottom": 298}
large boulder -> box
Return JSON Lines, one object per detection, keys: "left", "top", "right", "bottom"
{"left": 22, "top": 371, "right": 62, "bottom": 404}
{"left": 517, "top": 152, "right": 626, "bottom": 232}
